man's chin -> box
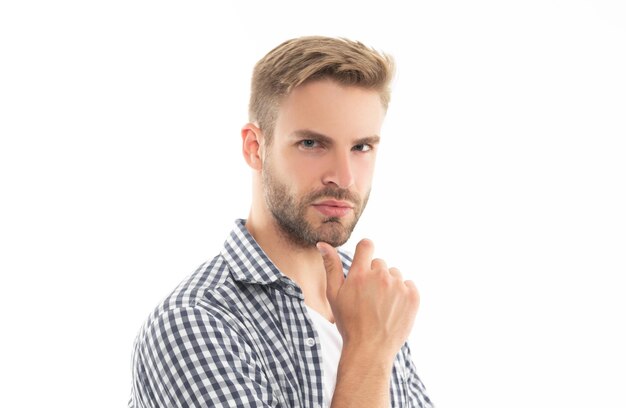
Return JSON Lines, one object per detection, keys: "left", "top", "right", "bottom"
{"left": 313, "top": 221, "right": 352, "bottom": 247}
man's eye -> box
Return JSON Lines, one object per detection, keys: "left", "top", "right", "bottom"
{"left": 300, "top": 139, "right": 318, "bottom": 148}
{"left": 353, "top": 144, "right": 372, "bottom": 152}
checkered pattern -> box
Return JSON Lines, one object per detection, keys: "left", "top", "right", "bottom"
{"left": 129, "top": 219, "right": 433, "bottom": 407}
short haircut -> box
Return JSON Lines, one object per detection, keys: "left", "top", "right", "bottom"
{"left": 249, "top": 36, "right": 395, "bottom": 142}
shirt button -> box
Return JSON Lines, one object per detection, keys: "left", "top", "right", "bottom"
{"left": 305, "top": 337, "right": 316, "bottom": 347}
{"left": 285, "top": 285, "right": 295, "bottom": 294}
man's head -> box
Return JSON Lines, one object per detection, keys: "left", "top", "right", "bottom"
{"left": 243, "top": 36, "right": 394, "bottom": 248}
{"left": 249, "top": 36, "right": 395, "bottom": 144}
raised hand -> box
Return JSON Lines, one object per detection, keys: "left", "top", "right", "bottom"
{"left": 317, "top": 239, "right": 420, "bottom": 360}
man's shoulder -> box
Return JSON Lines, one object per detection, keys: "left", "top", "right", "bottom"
{"left": 136, "top": 254, "right": 236, "bottom": 337}
{"left": 166, "top": 254, "right": 232, "bottom": 309}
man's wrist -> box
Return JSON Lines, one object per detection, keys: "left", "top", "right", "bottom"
{"left": 338, "top": 341, "right": 396, "bottom": 374}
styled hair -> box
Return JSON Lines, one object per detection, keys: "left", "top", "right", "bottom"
{"left": 249, "top": 36, "right": 395, "bottom": 142}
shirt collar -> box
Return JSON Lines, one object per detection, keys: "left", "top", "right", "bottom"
{"left": 221, "top": 218, "right": 353, "bottom": 285}
{"left": 221, "top": 219, "right": 287, "bottom": 285}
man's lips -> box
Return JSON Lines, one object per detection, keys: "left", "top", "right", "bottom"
{"left": 311, "top": 200, "right": 354, "bottom": 217}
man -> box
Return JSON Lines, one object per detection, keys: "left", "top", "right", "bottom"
{"left": 130, "top": 36, "right": 433, "bottom": 407}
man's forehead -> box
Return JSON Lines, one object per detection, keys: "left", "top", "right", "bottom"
{"left": 272, "top": 80, "right": 386, "bottom": 140}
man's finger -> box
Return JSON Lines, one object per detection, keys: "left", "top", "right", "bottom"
{"left": 351, "top": 239, "right": 375, "bottom": 273}
{"left": 316, "top": 242, "right": 344, "bottom": 304}
{"left": 388, "top": 267, "right": 402, "bottom": 278}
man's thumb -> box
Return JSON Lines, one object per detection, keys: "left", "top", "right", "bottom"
{"left": 316, "top": 242, "right": 344, "bottom": 303}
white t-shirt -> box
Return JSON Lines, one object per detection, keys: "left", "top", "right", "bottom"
{"left": 305, "top": 305, "right": 343, "bottom": 407}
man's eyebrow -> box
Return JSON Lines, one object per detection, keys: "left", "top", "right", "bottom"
{"left": 290, "top": 129, "right": 381, "bottom": 146}
{"left": 354, "top": 135, "right": 381, "bottom": 146}
{"left": 290, "top": 130, "right": 334, "bottom": 144}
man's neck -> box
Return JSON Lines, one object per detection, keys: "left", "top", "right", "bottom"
{"left": 244, "top": 214, "right": 334, "bottom": 322}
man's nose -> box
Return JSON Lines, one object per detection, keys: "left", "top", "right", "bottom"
{"left": 322, "top": 151, "right": 355, "bottom": 189}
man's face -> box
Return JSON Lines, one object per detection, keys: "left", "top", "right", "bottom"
{"left": 261, "top": 79, "right": 385, "bottom": 248}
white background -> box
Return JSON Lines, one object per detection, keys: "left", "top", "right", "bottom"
{"left": 1, "top": 1, "right": 625, "bottom": 407}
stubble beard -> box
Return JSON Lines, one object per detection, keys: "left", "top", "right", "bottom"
{"left": 262, "top": 160, "right": 369, "bottom": 249}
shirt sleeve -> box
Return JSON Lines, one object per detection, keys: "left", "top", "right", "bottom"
{"left": 402, "top": 343, "right": 435, "bottom": 408}
{"left": 130, "top": 306, "right": 279, "bottom": 408}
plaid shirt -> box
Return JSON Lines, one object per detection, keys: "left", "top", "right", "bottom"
{"left": 130, "top": 219, "right": 433, "bottom": 407}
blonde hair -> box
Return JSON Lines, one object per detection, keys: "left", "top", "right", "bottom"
{"left": 249, "top": 36, "right": 395, "bottom": 142}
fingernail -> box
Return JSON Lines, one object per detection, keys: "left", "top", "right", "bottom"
{"left": 316, "top": 242, "right": 328, "bottom": 256}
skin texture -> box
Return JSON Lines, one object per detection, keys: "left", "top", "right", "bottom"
{"left": 241, "top": 79, "right": 420, "bottom": 407}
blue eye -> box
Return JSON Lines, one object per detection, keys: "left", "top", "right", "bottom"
{"left": 301, "top": 139, "right": 318, "bottom": 148}
{"left": 353, "top": 144, "right": 373, "bottom": 152}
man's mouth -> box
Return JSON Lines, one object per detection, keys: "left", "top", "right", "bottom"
{"left": 311, "top": 200, "right": 354, "bottom": 218}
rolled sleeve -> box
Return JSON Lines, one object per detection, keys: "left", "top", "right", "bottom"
{"left": 130, "top": 306, "right": 278, "bottom": 408}
{"left": 402, "top": 344, "right": 434, "bottom": 408}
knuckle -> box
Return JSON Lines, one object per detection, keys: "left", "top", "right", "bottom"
{"left": 380, "top": 273, "right": 392, "bottom": 286}
{"left": 371, "top": 258, "right": 387, "bottom": 271}
{"left": 389, "top": 267, "right": 402, "bottom": 278}
{"left": 405, "top": 282, "right": 420, "bottom": 303}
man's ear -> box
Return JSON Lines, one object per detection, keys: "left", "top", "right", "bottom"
{"left": 241, "top": 123, "right": 265, "bottom": 171}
